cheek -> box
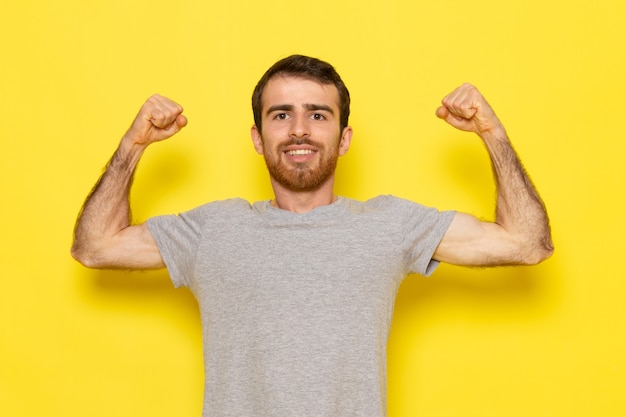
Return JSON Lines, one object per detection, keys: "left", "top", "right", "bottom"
{"left": 260, "top": 124, "right": 286, "bottom": 143}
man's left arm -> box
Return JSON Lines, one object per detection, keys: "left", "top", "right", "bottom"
{"left": 433, "top": 83, "right": 554, "bottom": 266}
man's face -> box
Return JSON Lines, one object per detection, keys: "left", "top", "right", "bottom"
{"left": 251, "top": 75, "right": 352, "bottom": 192}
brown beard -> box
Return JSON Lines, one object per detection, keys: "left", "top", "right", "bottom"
{"left": 262, "top": 137, "right": 340, "bottom": 192}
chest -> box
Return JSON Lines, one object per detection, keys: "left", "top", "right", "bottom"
{"left": 190, "top": 218, "right": 407, "bottom": 324}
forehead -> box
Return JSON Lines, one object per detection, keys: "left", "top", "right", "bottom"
{"left": 261, "top": 75, "right": 340, "bottom": 113}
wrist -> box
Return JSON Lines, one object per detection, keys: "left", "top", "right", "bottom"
{"left": 111, "top": 136, "right": 148, "bottom": 172}
{"left": 479, "top": 125, "right": 509, "bottom": 145}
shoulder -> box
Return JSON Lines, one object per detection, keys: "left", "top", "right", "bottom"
{"left": 336, "top": 196, "right": 450, "bottom": 227}
{"left": 348, "top": 195, "right": 455, "bottom": 230}
{"left": 148, "top": 198, "right": 254, "bottom": 228}
{"left": 347, "top": 195, "right": 436, "bottom": 213}
{"left": 177, "top": 198, "right": 253, "bottom": 217}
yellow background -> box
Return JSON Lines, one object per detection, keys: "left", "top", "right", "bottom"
{"left": 2, "top": 0, "right": 625, "bottom": 416}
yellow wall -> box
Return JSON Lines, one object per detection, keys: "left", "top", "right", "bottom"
{"left": 2, "top": 1, "right": 625, "bottom": 416}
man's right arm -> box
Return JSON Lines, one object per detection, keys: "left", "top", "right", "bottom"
{"left": 71, "top": 94, "right": 187, "bottom": 269}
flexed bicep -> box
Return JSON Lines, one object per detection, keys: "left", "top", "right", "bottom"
{"left": 434, "top": 212, "right": 535, "bottom": 267}
{"left": 72, "top": 95, "right": 186, "bottom": 270}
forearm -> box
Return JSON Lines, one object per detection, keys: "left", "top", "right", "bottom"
{"left": 482, "top": 129, "right": 554, "bottom": 263}
{"left": 71, "top": 139, "right": 147, "bottom": 265}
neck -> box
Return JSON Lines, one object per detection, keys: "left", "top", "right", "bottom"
{"left": 269, "top": 177, "right": 338, "bottom": 213}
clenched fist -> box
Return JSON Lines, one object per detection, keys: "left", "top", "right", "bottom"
{"left": 124, "top": 94, "right": 188, "bottom": 146}
{"left": 436, "top": 83, "right": 504, "bottom": 138}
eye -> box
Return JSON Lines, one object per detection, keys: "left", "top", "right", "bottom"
{"left": 311, "top": 113, "right": 326, "bottom": 121}
{"left": 274, "top": 113, "right": 289, "bottom": 120}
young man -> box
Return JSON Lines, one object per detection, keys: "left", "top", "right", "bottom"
{"left": 72, "top": 55, "right": 553, "bottom": 416}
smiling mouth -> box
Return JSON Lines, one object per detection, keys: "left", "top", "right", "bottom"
{"left": 286, "top": 149, "right": 316, "bottom": 156}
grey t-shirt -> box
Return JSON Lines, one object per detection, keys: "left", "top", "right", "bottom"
{"left": 147, "top": 195, "right": 455, "bottom": 417}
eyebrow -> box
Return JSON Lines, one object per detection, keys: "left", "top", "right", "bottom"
{"left": 265, "top": 103, "right": 335, "bottom": 116}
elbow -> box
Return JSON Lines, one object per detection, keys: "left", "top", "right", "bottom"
{"left": 71, "top": 241, "right": 105, "bottom": 269}
{"left": 524, "top": 247, "right": 554, "bottom": 266}
{"left": 520, "top": 238, "right": 555, "bottom": 266}
{"left": 70, "top": 244, "right": 92, "bottom": 268}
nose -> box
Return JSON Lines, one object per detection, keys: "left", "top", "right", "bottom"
{"left": 289, "top": 114, "right": 310, "bottom": 138}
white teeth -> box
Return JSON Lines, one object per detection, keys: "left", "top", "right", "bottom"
{"left": 287, "top": 149, "right": 314, "bottom": 156}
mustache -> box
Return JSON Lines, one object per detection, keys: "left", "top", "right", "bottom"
{"left": 273, "top": 137, "right": 321, "bottom": 149}
{"left": 286, "top": 138, "right": 315, "bottom": 146}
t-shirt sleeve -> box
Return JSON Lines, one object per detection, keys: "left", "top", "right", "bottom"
{"left": 393, "top": 197, "right": 455, "bottom": 276}
{"left": 146, "top": 205, "right": 209, "bottom": 288}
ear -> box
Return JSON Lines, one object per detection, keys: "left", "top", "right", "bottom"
{"left": 251, "top": 125, "right": 264, "bottom": 155}
{"left": 338, "top": 126, "right": 353, "bottom": 156}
